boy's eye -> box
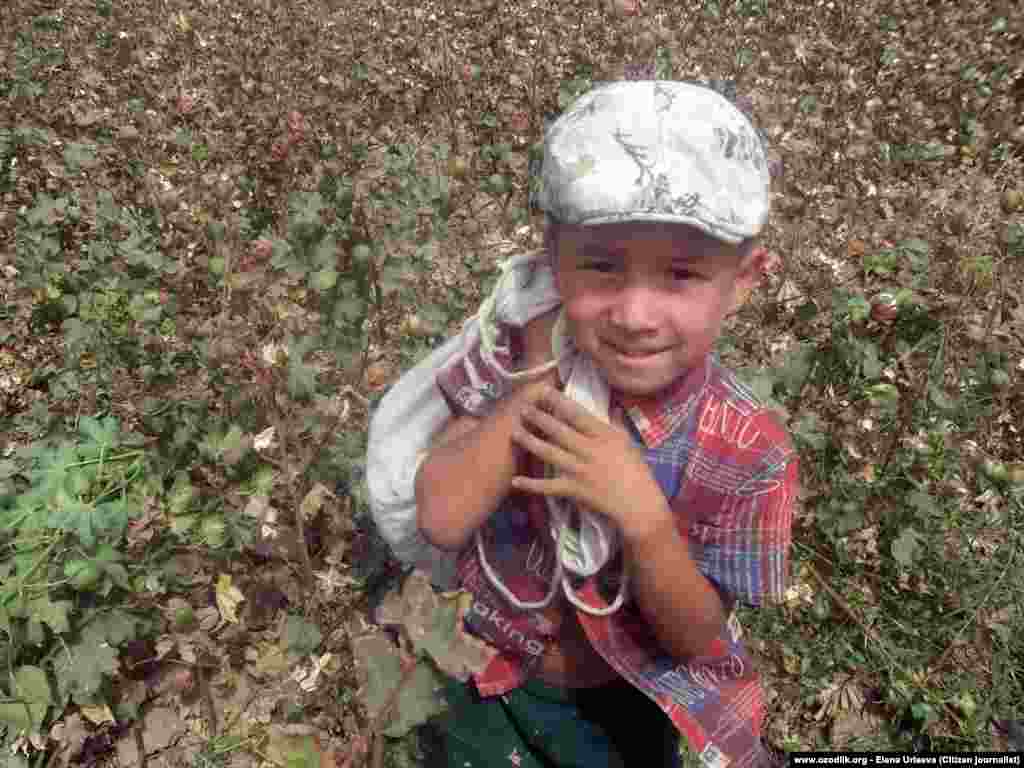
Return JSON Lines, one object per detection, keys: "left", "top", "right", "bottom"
{"left": 581, "top": 261, "right": 702, "bottom": 282}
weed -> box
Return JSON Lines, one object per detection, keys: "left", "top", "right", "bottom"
{"left": 6, "top": 33, "right": 64, "bottom": 102}
{"left": 2, "top": 0, "right": 1022, "bottom": 758}
{"left": 1006, "top": 223, "right": 1024, "bottom": 260}
{"left": 959, "top": 252, "right": 996, "bottom": 291}
{"left": 734, "top": 0, "right": 768, "bottom": 18}
{"left": 557, "top": 64, "right": 593, "bottom": 111}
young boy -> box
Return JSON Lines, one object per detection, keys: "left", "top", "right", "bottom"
{"left": 414, "top": 81, "right": 798, "bottom": 768}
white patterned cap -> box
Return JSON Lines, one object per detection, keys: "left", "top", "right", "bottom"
{"left": 532, "top": 80, "right": 770, "bottom": 245}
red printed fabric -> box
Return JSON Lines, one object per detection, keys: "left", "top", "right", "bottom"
{"left": 435, "top": 320, "right": 799, "bottom": 768}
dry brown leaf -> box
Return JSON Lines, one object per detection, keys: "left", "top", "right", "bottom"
{"left": 49, "top": 714, "right": 90, "bottom": 768}
{"left": 79, "top": 703, "right": 116, "bottom": 726}
{"left": 830, "top": 708, "right": 884, "bottom": 745}
{"left": 376, "top": 570, "right": 497, "bottom": 681}
{"left": 265, "top": 726, "right": 325, "bottom": 768}
{"left": 215, "top": 573, "right": 245, "bottom": 624}
{"left": 814, "top": 676, "right": 865, "bottom": 722}
{"left": 299, "top": 482, "right": 335, "bottom": 521}
{"left": 116, "top": 707, "right": 186, "bottom": 767}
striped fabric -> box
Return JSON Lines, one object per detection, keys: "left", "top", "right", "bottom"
{"left": 435, "top": 321, "right": 799, "bottom": 768}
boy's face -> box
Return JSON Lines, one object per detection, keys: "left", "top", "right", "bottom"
{"left": 551, "top": 221, "right": 761, "bottom": 398}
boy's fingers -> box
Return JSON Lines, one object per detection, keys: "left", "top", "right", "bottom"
{"left": 511, "top": 474, "right": 571, "bottom": 498}
{"left": 521, "top": 404, "right": 576, "bottom": 445}
{"left": 511, "top": 425, "right": 577, "bottom": 470}
{"left": 534, "top": 388, "right": 602, "bottom": 435}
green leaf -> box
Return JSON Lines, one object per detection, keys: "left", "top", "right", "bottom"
{"left": 281, "top": 614, "right": 322, "bottom": 656}
{"left": 928, "top": 384, "right": 955, "bottom": 412}
{"left": 96, "top": 189, "right": 119, "bottom": 227}
{"left": 221, "top": 424, "right": 248, "bottom": 465}
{"left": 287, "top": 352, "right": 317, "bottom": 400}
{"left": 746, "top": 372, "right": 775, "bottom": 403}
{"left": 486, "top": 173, "right": 508, "bottom": 193}
{"left": 351, "top": 633, "right": 446, "bottom": 738}
{"left": 865, "top": 383, "right": 899, "bottom": 411}
{"left": 860, "top": 342, "right": 882, "bottom": 380}
{"left": 352, "top": 244, "right": 371, "bottom": 264}
{"left": 171, "top": 513, "right": 198, "bottom": 535}
{"left": 901, "top": 238, "right": 930, "bottom": 273}
{"left": 0, "top": 754, "right": 30, "bottom": 768}
{"left": 797, "top": 94, "right": 817, "bottom": 114}
{"left": 25, "top": 619, "right": 46, "bottom": 646}
{"left": 311, "top": 268, "right": 338, "bottom": 292}
{"left": 85, "top": 608, "right": 143, "bottom": 646}
{"left": 53, "top": 632, "right": 119, "bottom": 705}
{"left": 207, "top": 220, "right": 226, "bottom": 241}
{"left": 200, "top": 516, "right": 226, "bottom": 548}
{"left": 791, "top": 412, "right": 827, "bottom": 452}
{"left": 376, "top": 571, "right": 496, "bottom": 682}
{"left": 63, "top": 142, "right": 97, "bottom": 173}
{"left": 908, "top": 491, "right": 938, "bottom": 520}
{"left": 776, "top": 343, "right": 814, "bottom": 394}
{"left": 79, "top": 415, "right": 120, "bottom": 451}
{"left": 911, "top": 700, "right": 936, "bottom": 725}
{"left": 288, "top": 191, "right": 325, "bottom": 234}
{"left": 167, "top": 472, "right": 195, "bottom": 516}
{"left": 25, "top": 193, "right": 67, "bottom": 227}
{"left": 735, "top": 48, "right": 754, "bottom": 69}
{"left": 892, "top": 527, "right": 922, "bottom": 568}
{"left": 378, "top": 262, "right": 406, "bottom": 295}
{"left": 102, "top": 562, "right": 131, "bottom": 589}
{"left": 847, "top": 295, "right": 871, "bottom": 323}
{"left": 26, "top": 595, "right": 72, "bottom": 634}
{"left": 0, "top": 665, "right": 52, "bottom": 733}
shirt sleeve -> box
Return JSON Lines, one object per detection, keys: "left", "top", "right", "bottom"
{"left": 436, "top": 320, "right": 523, "bottom": 419}
{"left": 679, "top": 408, "right": 799, "bottom": 608}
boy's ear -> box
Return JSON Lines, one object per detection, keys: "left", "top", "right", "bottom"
{"left": 728, "top": 245, "right": 772, "bottom": 313}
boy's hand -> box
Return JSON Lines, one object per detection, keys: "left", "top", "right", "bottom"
{"left": 508, "top": 382, "right": 672, "bottom": 543}
{"left": 516, "top": 307, "right": 561, "bottom": 390}
{"left": 520, "top": 307, "right": 560, "bottom": 369}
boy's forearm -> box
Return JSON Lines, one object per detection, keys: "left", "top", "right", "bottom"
{"left": 415, "top": 397, "right": 521, "bottom": 551}
{"left": 625, "top": 509, "right": 727, "bottom": 659}
{"left": 416, "top": 373, "right": 559, "bottom": 551}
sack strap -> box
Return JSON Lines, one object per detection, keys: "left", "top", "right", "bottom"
{"left": 473, "top": 250, "right": 629, "bottom": 617}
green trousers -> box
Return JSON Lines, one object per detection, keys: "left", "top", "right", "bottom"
{"left": 424, "top": 675, "right": 682, "bottom": 768}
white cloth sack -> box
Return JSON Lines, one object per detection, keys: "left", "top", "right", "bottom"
{"left": 366, "top": 249, "right": 626, "bottom": 612}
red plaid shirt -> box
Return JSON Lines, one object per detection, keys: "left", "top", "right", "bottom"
{"left": 435, "top": 321, "right": 798, "bottom": 768}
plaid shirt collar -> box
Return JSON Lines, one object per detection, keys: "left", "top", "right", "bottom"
{"left": 613, "top": 354, "right": 712, "bottom": 450}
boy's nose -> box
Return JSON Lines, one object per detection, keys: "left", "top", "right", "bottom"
{"left": 606, "top": 284, "right": 662, "bottom": 332}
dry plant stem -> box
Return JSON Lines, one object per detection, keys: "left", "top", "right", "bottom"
{"left": 920, "top": 542, "right": 1017, "bottom": 687}
{"left": 804, "top": 561, "right": 883, "bottom": 647}
{"left": 275, "top": 387, "right": 353, "bottom": 593}
{"left": 134, "top": 720, "right": 147, "bottom": 768}
{"left": 368, "top": 657, "right": 421, "bottom": 768}
{"left": 529, "top": 13, "right": 545, "bottom": 129}
{"left": 248, "top": 748, "right": 288, "bottom": 768}
{"left": 199, "top": 662, "right": 219, "bottom": 737}
{"left": 339, "top": 385, "right": 371, "bottom": 409}
{"left": 867, "top": 357, "right": 933, "bottom": 520}
{"left": 371, "top": 734, "right": 383, "bottom": 768}
{"left": 986, "top": 272, "right": 1008, "bottom": 445}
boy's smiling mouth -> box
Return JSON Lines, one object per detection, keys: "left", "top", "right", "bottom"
{"left": 604, "top": 340, "right": 670, "bottom": 363}
{"left": 604, "top": 337, "right": 668, "bottom": 355}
